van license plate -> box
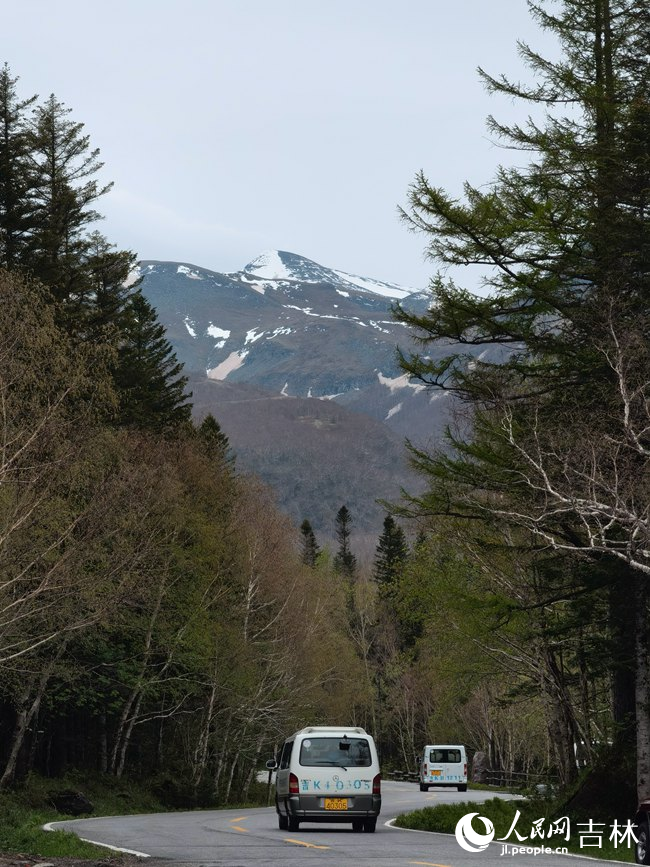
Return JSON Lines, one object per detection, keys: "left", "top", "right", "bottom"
{"left": 431, "top": 770, "right": 441, "bottom": 776}
{"left": 324, "top": 798, "right": 348, "bottom": 810}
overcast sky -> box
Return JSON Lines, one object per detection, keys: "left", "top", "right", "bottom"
{"left": 5, "top": 1, "right": 558, "bottom": 288}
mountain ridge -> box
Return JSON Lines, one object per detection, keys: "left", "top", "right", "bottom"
{"left": 137, "top": 250, "right": 453, "bottom": 537}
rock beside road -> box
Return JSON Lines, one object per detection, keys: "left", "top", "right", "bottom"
{"left": 48, "top": 792, "right": 95, "bottom": 817}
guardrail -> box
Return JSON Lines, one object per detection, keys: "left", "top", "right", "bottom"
{"left": 482, "top": 770, "right": 558, "bottom": 789}
{"left": 387, "top": 768, "right": 557, "bottom": 790}
{"left": 387, "top": 770, "right": 420, "bottom": 783}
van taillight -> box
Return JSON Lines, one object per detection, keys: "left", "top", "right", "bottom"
{"left": 464, "top": 763, "right": 467, "bottom": 776}
{"left": 423, "top": 763, "right": 428, "bottom": 774}
{"left": 289, "top": 773, "right": 299, "bottom": 794}
{"left": 372, "top": 773, "right": 381, "bottom": 795}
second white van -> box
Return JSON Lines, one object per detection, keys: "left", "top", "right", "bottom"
{"left": 419, "top": 744, "right": 467, "bottom": 791}
{"left": 267, "top": 725, "right": 381, "bottom": 832}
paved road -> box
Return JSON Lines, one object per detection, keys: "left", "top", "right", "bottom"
{"left": 47, "top": 782, "right": 622, "bottom": 867}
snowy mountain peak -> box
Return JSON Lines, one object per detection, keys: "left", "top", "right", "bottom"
{"left": 243, "top": 250, "right": 300, "bottom": 281}
{"left": 242, "top": 250, "right": 415, "bottom": 300}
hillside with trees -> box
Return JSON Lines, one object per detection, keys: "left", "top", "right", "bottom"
{"left": 0, "top": 66, "right": 376, "bottom": 803}
{"left": 392, "top": 0, "right": 650, "bottom": 801}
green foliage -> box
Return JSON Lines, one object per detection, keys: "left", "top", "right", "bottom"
{"left": 373, "top": 515, "right": 407, "bottom": 587}
{"left": 198, "top": 413, "right": 234, "bottom": 465}
{"left": 300, "top": 518, "right": 320, "bottom": 567}
{"left": 390, "top": 0, "right": 650, "bottom": 793}
{"left": 114, "top": 292, "right": 192, "bottom": 430}
{"left": 0, "top": 265, "right": 370, "bottom": 803}
{"left": 0, "top": 772, "right": 170, "bottom": 857}
{"left": 333, "top": 505, "right": 357, "bottom": 578}
{"left": 0, "top": 64, "right": 194, "bottom": 432}
{"left": 394, "top": 796, "right": 636, "bottom": 862}
{"left": 0, "top": 63, "right": 37, "bottom": 269}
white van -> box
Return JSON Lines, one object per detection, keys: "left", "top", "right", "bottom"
{"left": 419, "top": 744, "right": 467, "bottom": 791}
{"left": 267, "top": 725, "right": 381, "bottom": 832}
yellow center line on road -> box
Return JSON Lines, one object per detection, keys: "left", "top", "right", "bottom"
{"left": 284, "top": 837, "right": 330, "bottom": 850}
{"left": 230, "top": 825, "right": 248, "bottom": 832}
{"left": 229, "top": 816, "right": 248, "bottom": 822}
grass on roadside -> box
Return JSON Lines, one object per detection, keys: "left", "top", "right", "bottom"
{"left": 0, "top": 798, "right": 110, "bottom": 859}
{"left": 0, "top": 770, "right": 273, "bottom": 860}
{"left": 393, "top": 796, "right": 636, "bottom": 862}
{"left": 0, "top": 771, "right": 169, "bottom": 860}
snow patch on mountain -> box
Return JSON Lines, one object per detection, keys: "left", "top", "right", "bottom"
{"left": 207, "top": 350, "right": 248, "bottom": 380}
{"left": 177, "top": 264, "right": 203, "bottom": 280}
{"left": 244, "top": 250, "right": 294, "bottom": 281}
{"left": 377, "top": 371, "right": 427, "bottom": 393}
{"left": 245, "top": 328, "right": 265, "bottom": 344}
{"left": 332, "top": 269, "right": 413, "bottom": 300}
{"left": 243, "top": 250, "right": 417, "bottom": 301}
{"left": 124, "top": 267, "right": 142, "bottom": 288}
{"left": 239, "top": 274, "right": 267, "bottom": 294}
{"left": 184, "top": 317, "right": 197, "bottom": 338}
{"left": 207, "top": 325, "right": 230, "bottom": 340}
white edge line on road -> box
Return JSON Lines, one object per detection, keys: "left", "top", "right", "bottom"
{"left": 43, "top": 821, "right": 151, "bottom": 859}
{"left": 383, "top": 819, "right": 631, "bottom": 864}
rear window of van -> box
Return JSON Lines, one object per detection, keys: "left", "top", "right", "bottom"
{"left": 299, "top": 737, "right": 371, "bottom": 767}
{"left": 429, "top": 748, "right": 462, "bottom": 763}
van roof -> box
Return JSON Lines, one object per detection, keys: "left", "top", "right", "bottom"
{"left": 295, "top": 726, "right": 367, "bottom": 736}
{"left": 423, "top": 744, "right": 465, "bottom": 750}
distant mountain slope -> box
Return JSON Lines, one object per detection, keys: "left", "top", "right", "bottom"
{"left": 240, "top": 249, "right": 417, "bottom": 299}
{"left": 190, "top": 376, "right": 425, "bottom": 542}
{"left": 137, "top": 250, "right": 465, "bottom": 537}
{"left": 138, "top": 251, "right": 451, "bottom": 445}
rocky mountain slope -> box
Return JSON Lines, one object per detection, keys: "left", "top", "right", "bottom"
{"left": 138, "top": 250, "right": 457, "bottom": 541}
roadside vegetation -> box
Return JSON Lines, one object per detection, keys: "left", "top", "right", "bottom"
{"left": 0, "top": 772, "right": 274, "bottom": 858}
{"left": 0, "top": 774, "right": 164, "bottom": 858}
{"left": 394, "top": 796, "right": 636, "bottom": 863}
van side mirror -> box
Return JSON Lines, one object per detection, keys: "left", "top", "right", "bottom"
{"left": 266, "top": 759, "right": 277, "bottom": 770}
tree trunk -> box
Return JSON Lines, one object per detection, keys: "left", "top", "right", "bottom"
{"left": 99, "top": 712, "right": 108, "bottom": 773}
{"left": 115, "top": 690, "right": 144, "bottom": 778}
{"left": 0, "top": 643, "right": 67, "bottom": 787}
{"left": 241, "top": 732, "right": 265, "bottom": 802}
{"left": 224, "top": 746, "right": 242, "bottom": 803}
{"left": 610, "top": 571, "right": 637, "bottom": 739}
{"left": 635, "top": 575, "right": 650, "bottom": 801}
{"left": 213, "top": 712, "right": 233, "bottom": 797}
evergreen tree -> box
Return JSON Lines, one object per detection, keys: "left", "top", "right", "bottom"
{"left": 0, "top": 64, "right": 37, "bottom": 269}
{"left": 333, "top": 505, "right": 356, "bottom": 578}
{"left": 27, "top": 94, "right": 112, "bottom": 319}
{"left": 83, "top": 232, "right": 138, "bottom": 338}
{"left": 115, "top": 292, "right": 192, "bottom": 431}
{"left": 300, "top": 519, "right": 320, "bottom": 568}
{"left": 396, "top": 0, "right": 650, "bottom": 408}
{"left": 373, "top": 515, "right": 407, "bottom": 587}
{"left": 198, "top": 413, "right": 234, "bottom": 466}
{"left": 394, "top": 0, "right": 650, "bottom": 798}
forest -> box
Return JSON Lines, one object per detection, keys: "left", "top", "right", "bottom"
{"left": 0, "top": 0, "right": 649, "bottom": 811}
